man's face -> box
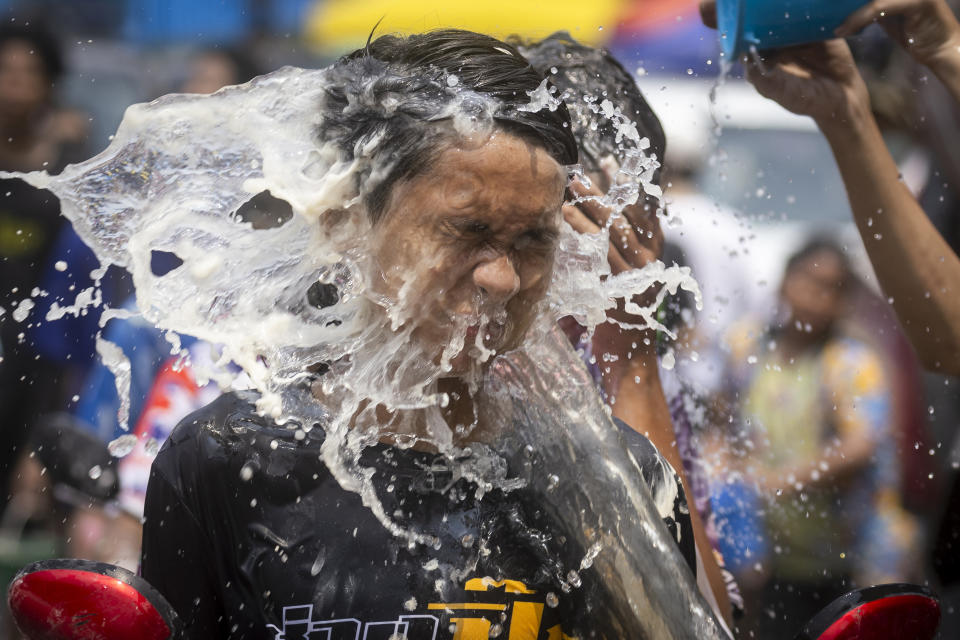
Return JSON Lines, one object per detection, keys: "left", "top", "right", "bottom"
{"left": 369, "top": 132, "right": 566, "bottom": 374}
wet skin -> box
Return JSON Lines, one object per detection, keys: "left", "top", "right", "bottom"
{"left": 369, "top": 132, "right": 567, "bottom": 375}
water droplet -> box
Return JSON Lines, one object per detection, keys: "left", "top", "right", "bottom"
{"left": 566, "top": 570, "right": 582, "bottom": 588}
{"left": 240, "top": 463, "right": 255, "bottom": 481}
{"left": 460, "top": 534, "right": 474, "bottom": 548}
{"left": 54, "top": 260, "right": 67, "bottom": 271}
{"left": 662, "top": 349, "right": 676, "bottom": 370}
{"left": 144, "top": 437, "right": 159, "bottom": 456}
{"left": 108, "top": 434, "right": 137, "bottom": 458}
{"left": 546, "top": 592, "right": 559, "bottom": 608}
{"left": 88, "top": 465, "right": 102, "bottom": 480}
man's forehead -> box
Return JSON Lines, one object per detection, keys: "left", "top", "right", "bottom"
{"left": 429, "top": 140, "right": 564, "bottom": 201}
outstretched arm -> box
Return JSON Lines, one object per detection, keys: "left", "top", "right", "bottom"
{"left": 746, "top": 39, "right": 960, "bottom": 374}
{"left": 700, "top": 0, "right": 960, "bottom": 374}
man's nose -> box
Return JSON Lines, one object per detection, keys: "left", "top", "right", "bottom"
{"left": 473, "top": 254, "right": 520, "bottom": 302}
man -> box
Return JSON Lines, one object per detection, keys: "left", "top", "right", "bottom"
{"left": 140, "top": 30, "right": 708, "bottom": 639}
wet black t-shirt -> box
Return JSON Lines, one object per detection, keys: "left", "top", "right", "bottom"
{"left": 141, "top": 391, "right": 694, "bottom": 639}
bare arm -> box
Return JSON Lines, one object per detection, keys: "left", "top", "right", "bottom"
{"left": 820, "top": 99, "right": 960, "bottom": 373}
{"left": 698, "top": 0, "right": 960, "bottom": 374}
{"left": 743, "top": 39, "right": 960, "bottom": 374}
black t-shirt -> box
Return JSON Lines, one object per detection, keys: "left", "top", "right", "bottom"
{"left": 141, "top": 391, "right": 694, "bottom": 639}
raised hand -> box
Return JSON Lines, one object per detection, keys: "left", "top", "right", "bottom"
{"left": 744, "top": 39, "right": 872, "bottom": 132}
{"left": 563, "top": 178, "right": 663, "bottom": 277}
{"left": 563, "top": 176, "right": 664, "bottom": 360}
{"left": 836, "top": 0, "right": 960, "bottom": 67}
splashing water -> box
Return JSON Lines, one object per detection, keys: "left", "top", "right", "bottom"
{"left": 3, "top": 63, "right": 724, "bottom": 637}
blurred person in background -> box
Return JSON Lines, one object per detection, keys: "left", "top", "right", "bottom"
{"left": 0, "top": 19, "right": 89, "bottom": 539}
{"left": 0, "top": 21, "right": 89, "bottom": 517}
{"left": 721, "top": 238, "right": 922, "bottom": 637}
{"left": 53, "top": 45, "right": 263, "bottom": 573}
{"left": 0, "top": 19, "right": 91, "bottom": 638}
{"left": 0, "top": 46, "right": 262, "bottom": 638}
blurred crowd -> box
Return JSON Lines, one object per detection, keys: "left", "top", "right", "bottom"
{"left": 0, "top": 1, "right": 958, "bottom": 639}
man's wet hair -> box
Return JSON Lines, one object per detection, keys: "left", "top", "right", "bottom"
{"left": 519, "top": 32, "right": 666, "bottom": 184}
{"left": 317, "top": 29, "right": 578, "bottom": 224}
{"left": 0, "top": 22, "right": 64, "bottom": 84}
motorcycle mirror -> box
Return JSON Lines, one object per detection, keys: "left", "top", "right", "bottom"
{"left": 794, "top": 582, "right": 940, "bottom": 640}
{"left": 8, "top": 558, "right": 182, "bottom": 640}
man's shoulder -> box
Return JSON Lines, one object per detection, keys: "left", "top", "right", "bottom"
{"left": 152, "top": 390, "right": 269, "bottom": 482}
{"left": 166, "top": 390, "right": 264, "bottom": 443}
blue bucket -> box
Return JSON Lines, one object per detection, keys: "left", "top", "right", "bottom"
{"left": 717, "top": 0, "right": 868, "bottom": 59}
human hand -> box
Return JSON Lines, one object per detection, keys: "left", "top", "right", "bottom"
{"left": 744, "top": 39, "right": 873, "bottom": 133}
{"left": 699, "top": 0, "right": 719, "bottom": 30}
{"left": 836, "top": 0, "right": 960, "bottom": 68}
{"left": 564, "top": 178, "right": 663, "bottom": 277}
{"left": 563, "top": 177, "right": 664, "bottom": 361}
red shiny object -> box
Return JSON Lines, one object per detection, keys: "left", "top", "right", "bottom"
{"left": 816, "top": 595, "right": 941, "bottom": 640}
{"left": 8, "top": 568, "right": 171, "bottom": 640}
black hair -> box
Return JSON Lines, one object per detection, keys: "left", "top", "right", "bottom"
{"left": 518, "top": 32, "right": 665, "bottom": 183}
{"left": 784, "top": 236, "right": 854, "bottom": 291}
{"left": 316, "top": 29, "right": 578, "bottom": 224}
{"left": 0, "top": 22, "right": 63, "bottom": 83}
